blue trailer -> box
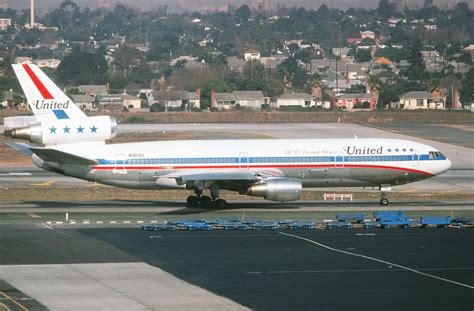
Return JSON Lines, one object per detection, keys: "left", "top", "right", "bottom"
{"left": 374, "top": 211, "right": 405, "bottom": 221}
{"left": 363, "top": 222, "right": 379, "bottom": 229}
{"left": 287, "top": 221, "right": 316, "bottom": 230}
{"left": 379, "top": 217, "right": 411, "bottom": 229}
{"left": 336, "top": 213, "right": 366, "bottom": 223}
{"left": 326, "top": 222, "right": 352, "bottom": 229}
{"left": 142, "top": 224, "right": 176, "bottom": 231}
{"left": 251, "top": 221, "right": 279, "bottom": 230}
{"left": 420, "top": 216, "right": 452, "bottom": 228}
{"left": 176, "top": 221, "right": 212, "bottom": 230}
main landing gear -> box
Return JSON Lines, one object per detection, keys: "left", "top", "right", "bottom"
{"left": 379, "top": 186, "right": 391, "bottom": 206}
{"left": 186, "top": 186, "right": 228, "bottom": 209}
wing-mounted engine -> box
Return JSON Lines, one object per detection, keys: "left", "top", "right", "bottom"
{"left": 247, "top": 179, "right": 302, "bottom": 202}
{"left": 4, "top": 115, "right": 117, "bottom": 145}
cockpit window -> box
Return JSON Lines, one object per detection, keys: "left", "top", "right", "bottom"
{"left": 429, "top": 151, "right": 443, "bottom": 159}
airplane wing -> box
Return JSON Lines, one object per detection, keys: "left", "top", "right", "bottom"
{"left": 157, "top": 169, "right": 285, "bottom": 188}
{"left": 29, "top": 147, "right": 97, "bottom": 165}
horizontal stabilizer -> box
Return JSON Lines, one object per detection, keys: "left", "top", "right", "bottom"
{"left": 29, "top": 147, "right": 97, "bottom": 165}
{"left": 4, "top": 142, "right": 34, "bottom": 156}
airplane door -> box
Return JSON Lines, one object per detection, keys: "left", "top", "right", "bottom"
{"left": 334, "top": 152, "right": 344, "bottom": 168}
{"left": 412, "top": 150, "right": 419, "bottom": 167}
{"left": 239, "top": 152, "right": 249, "bottom": 169}
{"left": 113, "top": 154, "right": 127, "bottom": 174}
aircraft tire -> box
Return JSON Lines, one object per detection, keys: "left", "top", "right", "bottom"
{"left": 215, "top": 199, "right": 227, "bottom": 209}
{"left": 186, "top": 195, "right": 199, "bottom": 208}
{"left": 199, "top": 196, "right": 214, "bottom": 209}
{"left": 380, "top": 198, "right": 389, "bottom": 206}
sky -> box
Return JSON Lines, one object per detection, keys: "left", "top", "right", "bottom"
{"left": 1, "top": 0, "right": 471, "bottom": 14}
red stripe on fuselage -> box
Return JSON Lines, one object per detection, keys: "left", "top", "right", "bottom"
{"left": 91, "top": 163, "right": 433, "bottom": 176}
{"left": 22, "top": 64, "right": 54, "bottom": 100}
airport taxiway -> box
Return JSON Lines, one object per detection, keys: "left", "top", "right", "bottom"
{"left": 0, "top": 122, "right": 472, "bottom": 310}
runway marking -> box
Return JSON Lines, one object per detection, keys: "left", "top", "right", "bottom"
{"left": 42, "top": 223, "right": 75, "bottom": 238}
{"left": 355, "top": 233, "right": 375, "bottom": 236}
{"left": 247, "top": 267, "right": 474, "bottom": 274}
{"left": 0, "top": 302, "right": 10, "bottom": 311}
{"left": 278, "top": 231, "right": 474, "bottom": 290}
{"left": 8, "top": 173, "right": 32, "bottom": 176}
{"left": 26, "top": 213, "right": 40, "bottom": 219}
{"left": 30, "top": 180, "right": 55, "bottom": 187}
{"left": 0, "top": 291, "right": 28, "bottom": 311}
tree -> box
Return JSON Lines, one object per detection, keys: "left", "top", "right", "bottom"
{"left": 235, "top": 4, "right": 250, "bottom": 21}
{"left": 278, "top": 57, "right": 308, "bottom": 89}
{"left": 355, "top": 49, "right": 372, "bottom": 62}
{"left": 56, "top": 48, "right": 108, "bottom": 85}
{"left": 460, "top": 67, "right": 474, "bottom": 106}
{"left": 113, "top": 45, "right": 143, "bottom": 71}
{"left": 240, "top": 61, "right": 266, "bottom": 91}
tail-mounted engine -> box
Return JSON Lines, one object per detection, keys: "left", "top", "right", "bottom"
{"left": 4, "top": 115, "right": 117, "bottom": 145}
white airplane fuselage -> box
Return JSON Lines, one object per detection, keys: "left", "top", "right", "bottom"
{"left": 38, "top": 138, "right": 451, "bottom": 191}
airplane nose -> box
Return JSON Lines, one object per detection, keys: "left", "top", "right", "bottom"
{"left": 445, "top": 158, "right": 452, "bottom": 171}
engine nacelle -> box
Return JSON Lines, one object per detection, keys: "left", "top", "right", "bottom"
{"left": 247, "top": 179, "right": 302, "bottom": 202}
{"left": 4, "top": 116, "right": 117, "bottom": 145}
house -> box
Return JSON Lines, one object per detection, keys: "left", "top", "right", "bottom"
{"left": 149, "top": 90, "right": 200, "bottom": 111}
{"left": 462, "top": 45, "right": 474, "bottom": 61}
{"left": 211, "top": 92, "right": 237, "bottom": 110}
{"left": 260, "top": 55, "right": 288, "bottom": 69}
{"left": 332, "top": 48, "right": 351, "bottom": 58}
{"left": 244, "top": 49, "right": 261, "bottom": 61}
{"left": 233, "top": 91, "right": 267, "bottom": 109}
{"left": 14, "top": 57, "right": 33, "bottom": 64}
{"left": 227, "top": 56, "right": 245, "bottom": 72}
{"left": 398, "top": 91, "right": 446, "bottom": 110}
{"left": 211, "top": 91, "right": 267, "bottom": 111}
{"left": 79, "top": 85, "right": 108, "bottom": 96}
{"left": 122, "top": 94, "right": 142, "bottom": 110}
{"left": 276, "top": 93, "right": 314, "bottom": 108}
{"left": 1, "top": 90, "right": 15, "bottom": 109}
{"left": 347, "top": 37, "right": 362, "bottom": 45}
{"left": 71, "top": 94, "right": 95, "bottom": 111}
{"left": 334, "top": 93, "right": 376, "bottom": 110}
{"left": 96, "top": 94, "right": 124, "bottom": 112}
{"left": 35, "top": 59, "right": 61, "bottom": 69}
{"left": 328, "top": 79, "right": 362, "bottom": 93}
{"left": 0, "top": 18, "right": 11, "bottom": 31}
{"left": 388, "top": 18, "right": 405, "bottom": 27}
{"left": 360, "top": 31, "right": 376, "bottom": 40}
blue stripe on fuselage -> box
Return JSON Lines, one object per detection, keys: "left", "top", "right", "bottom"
{"left": 95, "top": 154, "right": 446, "bottom": 165}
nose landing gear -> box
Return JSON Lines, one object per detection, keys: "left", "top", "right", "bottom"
{"left": 379, "top": 186, "right": 391, "bottom": 206}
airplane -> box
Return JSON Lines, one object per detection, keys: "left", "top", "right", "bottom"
{"left": 4, "top": 64, "right": 452, "bottom": 209}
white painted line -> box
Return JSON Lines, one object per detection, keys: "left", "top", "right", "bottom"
{"left": 69, "top": 221, "right": 76, "bottom": 224}
{"left": 55, "top": 221, "right": 63, "bottom": 224}
{"left": 8, "top": 172, "right": 32, "bottom": 176}
{"left": 149, "top": 236, "right": 162, "bottom": 239}
{"left": 110, "top": 221, "right": 117, "bottom": 224}
{"left": 252, "top": 267, "right": 474, "bottom": 274}
{"left": 96, "top": 221, "right": 103, "bottom": 224}
{"left": 279, "top": 231, "right": 474, "bottom": 290}
{"left": 150, "top": 220, "right": 158, "bottom": 223}
{"left": 137, "top": 221, "right": 144, "bottom": 224}
{"left": 123, "top": 221, "right": 131, "bottom": 224}
{"left": 323, "top": 219, "right": 333, "bottom": 223}
{"left": 46, "top": 221, "right": 51, "bottom": 225}
{"left": 83, "top": 221, "right": 90, "bottom": 224}
{"left": 42, "top": 223, "right": 75, "bottom": 238}
{"left": 356, "top": 233, "right": 376, "bottom": 236}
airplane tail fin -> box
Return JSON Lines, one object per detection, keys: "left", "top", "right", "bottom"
{"left": 12, "top": 63, "right": 87, "bottom": 121}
